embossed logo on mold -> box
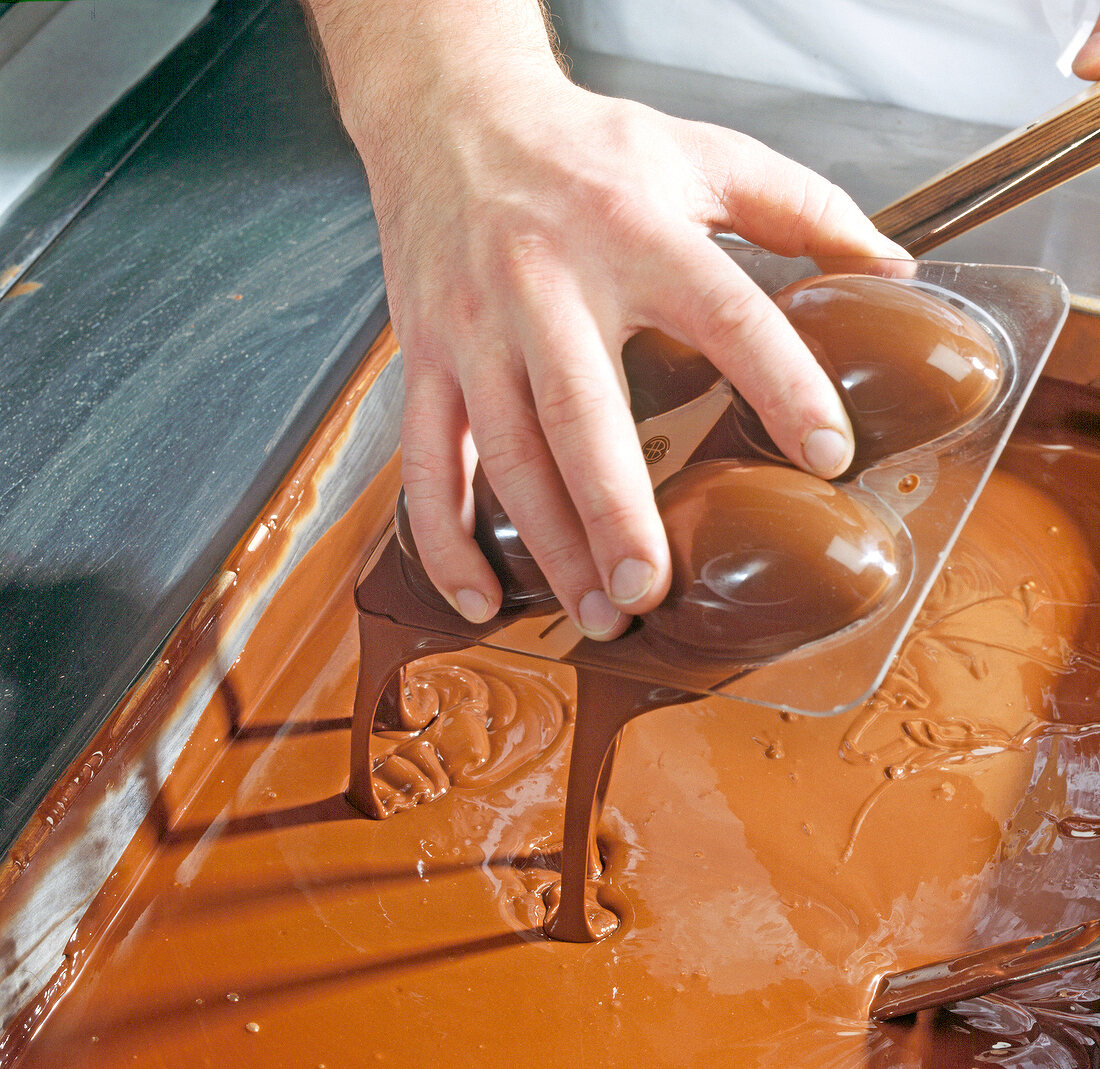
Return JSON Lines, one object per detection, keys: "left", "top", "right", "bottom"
{"left": 642, "top": 436, "right": 670, "bottom": 465}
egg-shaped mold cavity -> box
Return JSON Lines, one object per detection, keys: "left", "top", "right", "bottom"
{"left": 622, "top": 330, "right": 724, "bottom": 421}
{"left": 643, "top": 460, "right": 901, "bottom": 661}
{"left": 395, "top": 470, "right": 556, "bottom": 614}
{"left": 734, "top": 274, "right": 1005, "bottom": 473}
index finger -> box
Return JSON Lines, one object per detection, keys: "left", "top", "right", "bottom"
{"left": 685, "top": 124, "right": 910, "bottom": 261}
{"left": 639, "top": 231, "right": 855, "bottom": 478}
{"left": 1072, "top": 15, "right": 1100, "bottom": 78}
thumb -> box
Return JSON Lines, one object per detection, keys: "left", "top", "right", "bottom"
{"left": 685, "top": 123, "right": 908, "bottom": 261}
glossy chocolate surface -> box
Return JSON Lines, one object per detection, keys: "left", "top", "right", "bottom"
{"left": 4, "top": 380, "right": 1100, "bottom": 1067}
{"left": 870, "top": 919, "right": 1100, "bottom": 1020}
{"left": 395, "top": 469, "right": 555, "bottom": 611}
{"left": 645, "top": 461, "right": 899, "bottom": 659}
{"left": 621, "top": 329, "right": 722, "bottom": 420}
{"left": 739, "top": 274, "right": 1005, "bottom": 471}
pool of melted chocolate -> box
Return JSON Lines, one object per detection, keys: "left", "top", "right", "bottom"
{"left": 3, "top": 375, "right": 1099, "bottom": 1067}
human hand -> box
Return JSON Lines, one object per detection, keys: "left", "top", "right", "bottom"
{"left": 309, "top": 1, "right": 908, "bottom": 640}
{"left": 375, "top": 72, "right": 908, "bottom": 638}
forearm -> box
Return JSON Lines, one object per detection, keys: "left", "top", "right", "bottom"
{"left": 303, "top": 0, "right": 564, "bottom": 165}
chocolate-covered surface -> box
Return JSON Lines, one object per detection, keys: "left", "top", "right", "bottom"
{"left": 870, "top": 919, "right": 1100, "bottom": 1020}
{"left": 646, "top": 461, "right": 899, "bottom": 659}
{"left": 367, "top": 458, "right": 900, "bottom": 942}
{"left": 740, "top": 274, "right": 1004, "bottom": 472}
{"left": 621, "top": 329, "right": 723, "bottom": 420}
{"left": 395, "top": 472, "right": 556, "bottom": 612}
{"left": 3, "top": 380, "right": 1100, "bottom": 1067}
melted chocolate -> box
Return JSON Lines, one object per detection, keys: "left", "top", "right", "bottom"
{"left": 870, "top": 920, "right": 1100, "bottom": 1020}
{"left": 646, "top": 461, "right": 898, "bottom": 659}
{"left": 3, "top": 380, "right": 1100, "bottom": 1068}
{"left": 621, "top": 329, "right": 722, "bottom": 421}
{"left": 365, "top": 457, "right": 901, "bottom": 940}
{"left": 737, "top": 274, "right": 1005, "bottom": 472}
{"left": 355, "top": 276, "right": 1021, "bottom": 946}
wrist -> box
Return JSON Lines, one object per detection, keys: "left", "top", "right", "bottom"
{"left": 306, "top": 0, "right": 567, "bottom": 167}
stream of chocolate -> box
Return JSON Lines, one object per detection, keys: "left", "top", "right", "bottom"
{"left": 347, "top": 276, "right": 1006, "bottom": 945}
{"left": 2, "top": 378, "right": 1096, "bottom": 1066}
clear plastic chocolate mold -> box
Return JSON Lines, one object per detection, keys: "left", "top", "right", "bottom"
{"left": 729, "top": 273, "right": 1012, "bottom": 473}
{"left": 356, "top": 247, "right": 1069, "bottom": 717}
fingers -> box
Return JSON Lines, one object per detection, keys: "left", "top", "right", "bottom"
{"left": 400, "top": 360, "right": 503, "bottom": 624}
{"left": 686, "top": 124, "right": 910, "bottom": 262}
{"left": 460, "top": 345, "right": 634, "bottom": 641}
{"left": 515, "top": 286, "right": 671, "bottom": 617}
{"left": 644, "top": 233, "right": 855, "bottom": 478}
{"left": 1072, "top": 14, "right": 1100, "bottom": 79}
{"left": 393, "top": 92, "right": 918, "bottom": 644}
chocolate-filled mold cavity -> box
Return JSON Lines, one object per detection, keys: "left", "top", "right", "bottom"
{"left": 470, "top": 468, "right": 557, "bottom": 608}
{"left": 621, "top": 329, "right": 723, "bottom": 420}
{"left": 643, "top": 461, "right": 901, "bottom": 661}
{"left": 395, "top": 470, "right": 556, "bottom": 613}
{"left": 734, "top": 274, "right": 1006, "bottom": 472}
{"left": 365, "top": 258, "right": 1064, "bottom": 715}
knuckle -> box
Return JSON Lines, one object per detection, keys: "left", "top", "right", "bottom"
{"left": 535, "top": 371, "right": 605, "bottom": 437}
{"left": 399, "top": 450, "right": 446, "bottom": 497}
{"left": 536, "top": 537, "right": 593, "bottom": 589}
{"left": 434, "top": 281, "right": 486, "bottom": 335}
{"left": 753, "top": 366, "right": 824, "bottom": 427}
{"left": 485, "top": 227, "right": 566, "bottom": 299}
{"left": 695, "top": 283, "right": 768, "bottom": 356}
{"left": 752, "top": 380, "right": 804, "bottom": 427}
{"left": 593, "top": 182, "right": 649, "bottom": 230}
{"left": 789, "top": 176, "right": 858, "bottom": 242}
{"left": 500, "top": 229, "right": 556, "bottom": 269}
{"left": 584, "top": 493, "right": 648, "bottom": 546}
{"left": 475, "top": 424, "right": 539, "bottom": 475}
{"left": 399, "top": 483, "right": 456, "bottom": 555}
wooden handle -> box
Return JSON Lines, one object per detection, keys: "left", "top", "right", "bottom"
{"left": 872, "top": 82, "right": 1100, "bottom": 255}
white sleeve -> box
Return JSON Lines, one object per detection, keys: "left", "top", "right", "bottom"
{"left": 555, "top": 0, "right": 1100, "bottom": 127}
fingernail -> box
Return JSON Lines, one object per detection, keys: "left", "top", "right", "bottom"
{"left": 455, "top": 588, "right": 491, "bottom": 623}
{"left": 866, "top": 229, "right": 910, "bottom": 260}
{"left": 578, "top": 589, "right": 623, "bottom": 637}
{"left": 610, "top": 557, "right": 656, "bottom": 606}
{"left": 874, "top": 234, "right": 913, "bottom": 260}
{"left": 802, "top": 426, "right": 852, "bottom": 477}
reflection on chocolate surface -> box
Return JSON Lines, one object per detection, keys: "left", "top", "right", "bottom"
{"left": 646, "top": 460, "right": 899, "bottom": 659}
{"left": 621, "top": 328, "right": 722, "bottom": 420}
{"left": 739, "top": 274, "right": 1005, "bottom": 471}
{"left": 3, "top": 377, "right": 1099, "bottom": 1067}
